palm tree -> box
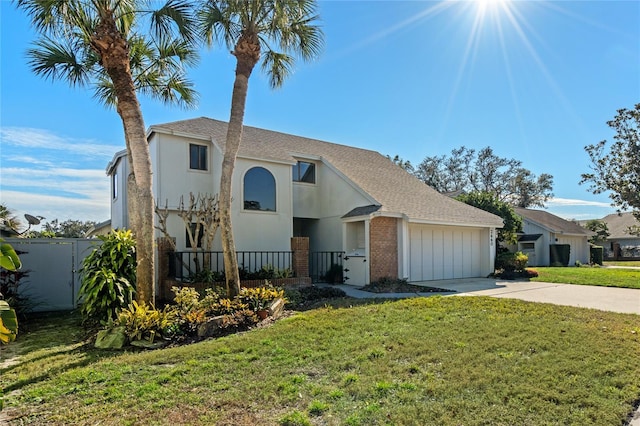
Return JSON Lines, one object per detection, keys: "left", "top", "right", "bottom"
{"left": 199, "top": 0, "right": 323, "bottom": 297}
{"left": 16, "top": 0, "right": 198, "bottom": 304}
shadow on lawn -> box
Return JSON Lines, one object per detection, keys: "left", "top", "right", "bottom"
{"left": 1, "top": 311, "right": 120, "bottom": 394}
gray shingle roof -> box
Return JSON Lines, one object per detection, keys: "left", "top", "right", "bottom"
{"left": 151, "top": 117, "right": 504, "bottom": 228}
{"left": 514, "top": 207, "right": 589, "bottom": 236}
{"left": 600, "top": 212, "right": 640, "bottom": 239}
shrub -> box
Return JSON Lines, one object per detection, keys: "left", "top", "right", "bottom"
{"left": 0, "top": 269, "right": 33, "bottom": 316}
{"left": 117, "top": 301, "right": 176, "bottom": 343}
{"left": 172, "top": 286, "right": 224, "bottom": 333}
{"left": 187, "top": 269, "right": 224, "bottom": 284}
{"left": 496, "top": 251, "right": 528, "bottom": 272}
{"left": 0, "top": 239, "right": 21, "bottom": 348}
{"left": 78, "top": 230, "right": 136, "bottom": 325}
{"left": 322, "top": 263, "right": 344, "bottom": 284}
{"left": 0, "top": 300, "right": 18, "bottom": 344}
{"left": 238, "top": 285, "right": 285, "bottom": 311}
{"left": 284, "top": 286, "right": 347, "bottom": 310}
{"left": 239, "top": 264, "right": 293, "bottom": 280}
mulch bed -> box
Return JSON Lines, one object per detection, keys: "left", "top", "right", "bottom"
{"left": 359, "top": 282, "right": 456, "bottom": 294}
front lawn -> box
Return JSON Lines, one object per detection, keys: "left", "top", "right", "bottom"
{"left": 604, "top": 260, "right": 640, "bottom": 267}
{"left": 2, "top": 297, "right": 640, "bottom": 425}
{"left": 531, "top": 266, "right": 640, "bottom": 289}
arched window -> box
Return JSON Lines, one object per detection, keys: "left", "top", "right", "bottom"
{"left": 243, "top": 167, "right": 276, "bottom": 211}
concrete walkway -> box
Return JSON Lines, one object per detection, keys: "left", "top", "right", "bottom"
{"left": 328, "top": 277, "right": 640, "bottom": 315}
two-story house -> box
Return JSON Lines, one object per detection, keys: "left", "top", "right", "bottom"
{"left": 107, "top": 117, "right": 504, "bottom": 285}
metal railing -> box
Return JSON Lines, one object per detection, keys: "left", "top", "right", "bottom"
{"left": 310, "top": 251, "right": 345, "bottom": 283}
{"left": 169, "top": 251, "right": 293, "bottom": 281}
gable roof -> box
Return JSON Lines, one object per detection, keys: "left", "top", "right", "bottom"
{"left": 514, "top": 207, "right": 589, "bottom": 236}
{"left": 149, "top": 117, "right": 504, "bottom": 228}
{"left": 600, "top": 212, "right": 640, "bottom": 239}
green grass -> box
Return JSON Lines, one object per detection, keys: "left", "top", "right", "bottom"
{"left": 2, "top": 298, "right": 640, "bottom": 425}
{"left": 604, "top": 260, "right": 640, "bottom": 267}
{"left": 531, "top": 266, "right": 640, "bottom": 289}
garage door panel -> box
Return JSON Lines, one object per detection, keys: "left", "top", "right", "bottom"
{"left": 433, "top": 229, "right": 444, "bottom": 280}
{"left": 409, "top": 225, "right": 483, "bottom": 282}
{"left": 409, "top": 227, "right": 423, "bottom": 280}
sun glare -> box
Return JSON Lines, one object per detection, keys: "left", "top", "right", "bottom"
{"left": 474, "top": 0, "right": 510, "bottom": 16}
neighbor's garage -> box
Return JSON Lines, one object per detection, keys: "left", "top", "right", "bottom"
{"left": 409, "top": 224, "right": 485, "bottom": 281}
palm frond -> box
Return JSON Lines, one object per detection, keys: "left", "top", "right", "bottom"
{"left": 27, "top": 36, "right": 92, "bottom": 86}
{"left": 150, "top": 0, "right": 197, "bottom": 44}
{"left": 261, "top": 50, "right": 294, "bottom": 89}
{"left": 93, "top": 73, "right": 118, "bottom": 107}
{"left": 198, "top": 0, "right": 240, "bottom": 49}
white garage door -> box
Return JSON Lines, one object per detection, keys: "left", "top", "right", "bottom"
{"left": 409, "top": 225, "right": 483, "bottom": 281}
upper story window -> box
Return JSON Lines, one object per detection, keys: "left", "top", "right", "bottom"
{"left": 112, "top": 172, "right": 118, "bottom": 200}
{"left": 244, "top": 167, "right": 276, "bottom": 212}
{"left": 293, "top": 161, "right": 315, "bottom": 184}
{"left": 189, "top": 143, "right": 207, "bottom": 171}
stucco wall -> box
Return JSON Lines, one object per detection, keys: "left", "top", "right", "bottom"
{"left": 293, "top": 160, "right": 373, "bottom": 252}
{"left": 110, "top": 157, "right": 129, "bottom": 230}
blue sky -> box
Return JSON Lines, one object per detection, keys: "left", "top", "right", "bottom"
{"left": 1, "top": 0, "right": 639, "bottom": 229}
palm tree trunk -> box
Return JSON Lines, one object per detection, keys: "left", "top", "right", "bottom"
{"left": 93, "top": 17, "right": 155, "bottom": 305}
{"left": 220, "top": 34, "right": 260, "bottom": 298}
{"left": 220, "top": 73, "right": 248, "bottom": 298}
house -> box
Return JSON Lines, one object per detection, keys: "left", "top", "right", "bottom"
{"left": 513, "top": 207, "right": 590, "bottom": 266}
{"left": 597, "top": 212, "right": 640, "bottom": 258}
{"left": 107, "top": 117, "right": 503, "bottom": 286}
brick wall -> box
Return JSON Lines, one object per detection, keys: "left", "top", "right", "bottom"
{"left": 369, "top": 217, "right": 398, "bottom": 282}
{"left": 291, "top": 237, "right": 309, "bottom": 278}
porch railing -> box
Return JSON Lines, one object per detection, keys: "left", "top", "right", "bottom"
{"left": 169, "top": 251, "right": 293, "bottom": 281}
{"left": 310, "top": 251, "right": 345, "bottom": 283}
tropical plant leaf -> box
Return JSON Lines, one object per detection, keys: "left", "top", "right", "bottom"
{"left": 0, "top": 239, "right": 22, "bottom": 271}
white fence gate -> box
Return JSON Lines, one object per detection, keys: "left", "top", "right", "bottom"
{"left": 3, "top": 238, "right": 99, "bottom": 312}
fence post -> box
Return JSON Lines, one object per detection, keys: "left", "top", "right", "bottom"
{"left": 291, "top": 237, "right": 309, "bottom": 278}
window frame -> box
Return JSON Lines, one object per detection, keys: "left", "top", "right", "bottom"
{"left": 189, "top": 143, "right": 208, "bottom": 171}
{"left": 292, "top": 160, "right": 316, "bottom": 184}
{"left": 112, "top": 172, "right": 118, "bottom": 200}
{"left": 243, "top": 166, "right": 277, "bottom": 212}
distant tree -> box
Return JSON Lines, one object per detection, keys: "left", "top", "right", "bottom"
{"left": 415, "top": 146, "right": 554, "bottom": 207}
{"left": 456, "top": 191, "right": 522, "bottom": 244}
{"left": 17, "top": 0, "right": 198, "bottom": 304}
{"left": 415, "top": 146, "right": 474, "bottom": 193}
{"left": 31, "top": 219, "right": 97, "bottom": 238}
{"left": 387, "top": 155, "right": 415, "bottom": 173}
{"left": 583, "top": 219, "right": 610, "bottom": 245}
{"left": 0, "top": 205, "right": 22, "bottom": 236}
{"left": 581, "top": 104, "right": 640, "bottom": 221}
{"left": 198, "top": 0, "right": 323, "bottom": 297}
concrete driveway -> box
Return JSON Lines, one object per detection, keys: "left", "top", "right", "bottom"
{"left": 332, "top": 278, "right": 640, "bottom": 315}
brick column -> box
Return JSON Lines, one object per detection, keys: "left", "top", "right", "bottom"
{"left": 369, "top": 217, "right": 398, "bottom": 282}
{"left": 291, "top": 237, "right": 309, "bottom": 278}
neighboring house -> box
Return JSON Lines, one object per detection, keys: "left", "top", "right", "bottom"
{"left": 107, "top": 117, "right": 503, "bottom": 285}
{"left": 597, "top": 212, "right": 640, "bottom": 258}
{"left": 84, "top": 220, "right": 112, "bottom": 238}
{"left": 512, "top": 207, "right": 590, "bottom": 266}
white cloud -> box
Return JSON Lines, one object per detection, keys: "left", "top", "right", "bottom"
{"left": 0, "top": 127, "right": 114, "bottom": 223}
{"left": 1, "top": 190, "right": 110, "bottom": 224}
{"left": 546, "top": 197, "right": 612, "bottom": 208}
{"left": 1, "top": 127, "right": 121, "bottom": 158}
